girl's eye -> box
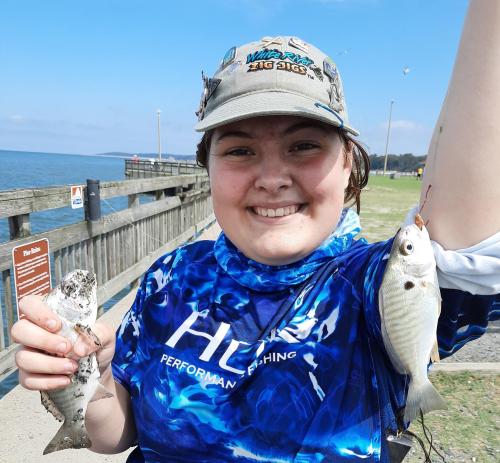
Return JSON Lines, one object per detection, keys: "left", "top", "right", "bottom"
{"left": 225, "top": 147, "right": 253, "bottom": 157}
{"left": 290, "top": 142, "right": 320, "bottom": 152}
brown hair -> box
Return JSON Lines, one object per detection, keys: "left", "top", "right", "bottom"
{"left": 196, "top": 127, "right": 370, "bottom": 214}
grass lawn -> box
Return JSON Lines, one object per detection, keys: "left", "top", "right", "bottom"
{"left": 357, "top": 174, "right": 421, "bottom": 243}
{"left": 406, "top": 373, "right": 499, "bottom": 462}
{"left": 356, "top": 174, "right": 499, "bottom": 462}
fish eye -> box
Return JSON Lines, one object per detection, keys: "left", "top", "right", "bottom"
{"left": 399, "top": 240, "right": 414, "bottom": 256}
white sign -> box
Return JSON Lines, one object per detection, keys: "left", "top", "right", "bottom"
{"left": 71, "top": 185, "right": 84, "bottom": 209}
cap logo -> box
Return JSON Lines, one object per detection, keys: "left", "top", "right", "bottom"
{"left": 323, "top": 57, "right": 338, "bottom": 81}
{"left": 221, "top": 46, "right": 236, "bottom": 70}
{"left": 196, "top": 72, "right": 221, "bottom": 121}
{"left": 260, "top": 36, "right": 283, "bottom": 48}
{"left": 247, "top": 48, "right": 314, "bottom": 67}
{"left": 288, "top": 37, "right": 309, "bottom": 53}
{"left": 248, "top": 60, "right": 308, "bottom": 76}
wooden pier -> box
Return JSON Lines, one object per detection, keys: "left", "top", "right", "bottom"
{"left": 0, "top": 165, "right": 213, "bottom": 383}
{"left": 124, "top": 158, "right": 203, "bottom": 179}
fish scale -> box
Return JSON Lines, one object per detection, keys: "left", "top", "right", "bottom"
{"left": 378, "top": 214, "right": 447, "bottom": 424}
{"left": 41, "top": 269, "right": 111, "bottom": 455}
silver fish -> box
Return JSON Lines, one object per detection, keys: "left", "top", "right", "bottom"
{"left": 379, "top": 214, "right": 446, "bottom": 424}
{"left": 41, "top": 269, "right": 110, "bottom": 454}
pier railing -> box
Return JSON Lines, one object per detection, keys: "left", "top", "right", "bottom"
{"left": 0, "top": 172, "right": 213, "bottom": 383}
{"left": 125, "top": 159, "right": 203, "bottom": 178}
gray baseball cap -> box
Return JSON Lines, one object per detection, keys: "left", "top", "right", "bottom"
{"left": 195, "top": 36, "right": 359, "bottom": 136}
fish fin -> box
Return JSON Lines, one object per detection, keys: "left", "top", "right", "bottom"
{"left": 89, "top": 382, "right": 114, "bottom": 403}
{"left": 430, "top": 338, "right": 440, "bottom": 363}
{"left": 43, "top": 422, "right": 92, "bottom": 455}
{"left": 404, "top": 378, "right": 447, "bottom": 424}
{"left": 74, "top": 323, "right": 102, "bottom": 348}
{"left": 40, "top": 391, "right": 64, "bottom": 422}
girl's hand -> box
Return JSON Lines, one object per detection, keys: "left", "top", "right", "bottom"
{"left": 11, "top": 294, "right": 116, "bottom": 391}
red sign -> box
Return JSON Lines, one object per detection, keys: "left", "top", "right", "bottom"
{"left": 12, "top": 238, "right": 51, "bottom": 316}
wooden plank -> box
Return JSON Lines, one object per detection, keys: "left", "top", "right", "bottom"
{"left": 101, "top": 233, "right": 108, "bottom": 284}
{"left": 0, "top": 343, "right": 20, "bottom": 384}
{"left": 54, "top": 249, "right": 61, "bottom": 284}
{"left": 0, "top": 195, "right": 187, "bottom": 270}
{"left": 0, "top": 174, "right": 207, "bottom": 219}
{"left": 2, "top": 270, "right": 15, "bottom": 346}
{"left": 88, "top": 237, "right": 95, "bottom": 274}
{"left": 0, "top": 288, "right": 6, "bottom": 349}
{"left": 94, "top": 236, "right": 103, "bottom": 286}
{"left": 96, "top": 227, "right": 195, "bottom": 306}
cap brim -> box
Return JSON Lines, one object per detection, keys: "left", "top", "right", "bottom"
{"left": 194, "top": 91, "right": 359, "bottom": 137}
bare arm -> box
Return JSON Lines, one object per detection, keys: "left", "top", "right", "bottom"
{"left": 11, "top": 295, "right": 136, "bottom": 454}
{"left": 421, "top": 0, "right": 500, "bottom": 249}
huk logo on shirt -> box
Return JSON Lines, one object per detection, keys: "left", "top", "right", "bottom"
{"left": 163, "top": 311, "right": 296, "bottom": 387}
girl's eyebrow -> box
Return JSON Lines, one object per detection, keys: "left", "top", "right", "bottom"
{"left": 214, "top": 130, "right": 253, "bottom": 144}
{"left": 214, "top": 121, "right": 329, "bottom": 144}
{"left": 283, "top": 122, "right": 329, "bottom": 135}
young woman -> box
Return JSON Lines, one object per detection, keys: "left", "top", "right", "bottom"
{"left": 11, "top": 1, "right": 500, "bottom": 462}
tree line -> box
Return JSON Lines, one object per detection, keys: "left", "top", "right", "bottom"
{"left": 369, "top": 153, "right": 427, "bottom": 172}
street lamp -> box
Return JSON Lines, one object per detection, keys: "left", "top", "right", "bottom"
{"left": 382, "top": 100, "right": 394, "bottom": 176}
{"left": 157, "top": 109, "right": 162, "bottom": 161}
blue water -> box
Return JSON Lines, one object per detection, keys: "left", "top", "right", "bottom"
{"left": 0, "top": 149, "right": 141, "bottom": 398}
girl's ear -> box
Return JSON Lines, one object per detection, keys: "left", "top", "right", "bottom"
{"left": 343, "top": 143, "right": 353, "bottom": 190}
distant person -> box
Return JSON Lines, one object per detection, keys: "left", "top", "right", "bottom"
{"left": 132, "top": 154, "right": 139, "bottom": 164}
{"left": 12, "top": 2, "right": 500, "bottom": 462}
{"left": 417, "top": 167, "right": 423, "bottom": 180}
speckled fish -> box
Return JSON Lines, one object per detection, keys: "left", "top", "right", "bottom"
{"left": 379, "top": 214, "right": 446, "bottom": 424}
{"left": 41, "top": 269, "right": 111, "bottom": 454}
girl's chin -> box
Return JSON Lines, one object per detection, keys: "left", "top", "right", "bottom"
{"left": 243, "top": 242, "right": 313, "bottom": 266}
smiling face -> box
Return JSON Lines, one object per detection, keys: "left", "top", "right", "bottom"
{"left": 208, "top": 116, "right": 352, "bottom": 265}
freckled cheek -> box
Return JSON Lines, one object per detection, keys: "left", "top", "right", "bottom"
{"left": 211, "top": 176, "right": 249, "bottom": 213}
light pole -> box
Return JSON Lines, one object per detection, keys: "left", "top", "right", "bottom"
{"left": 382, "top": 100, "right": 394, "bottom": 176}
{"left": 157, "top": 109, "right": 162, "bottom": 161}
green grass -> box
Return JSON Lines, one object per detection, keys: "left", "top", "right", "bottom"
{"left": 406, "top": 373, "right": 499, "bottom": 462}
{"left": 356, "top": 175, "right": 499, "bottom": 462}
{"left": 357, "top": 174, "right": 422, "bottom": 242}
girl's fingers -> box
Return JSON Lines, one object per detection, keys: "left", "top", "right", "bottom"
{"left": 18, "top": 370, "right": 71, "bottom": 391}
{"left": 15, "top": 347, "right": 78, "bottom": 375}
{"left": 17, "top": 294, "right": 62, "bottom": 332}
{"left": 73, "top": 321, "right": 115, "bottom": 357}
{"left": 11, "top": 318, "right": 70, "bottom": 355}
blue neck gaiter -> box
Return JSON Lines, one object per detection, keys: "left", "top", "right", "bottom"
{"left": 214, "top": 208, "right": 362, "bottom": 292}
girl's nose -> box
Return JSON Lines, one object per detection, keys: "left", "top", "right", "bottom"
{"left": 253, "top": 152, "right": 292, "bottom": 193}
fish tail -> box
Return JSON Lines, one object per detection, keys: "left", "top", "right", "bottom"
{"left": 43, "top": 421, "right": 92, "bottom": 455}
{"left": 404, "top": 378, "right": 447, "bottom": 424}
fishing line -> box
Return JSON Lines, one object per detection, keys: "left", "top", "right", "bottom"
{"left": 419, "top": 184, "right": 433, "bottom": 227}
{"left": 401, "top": 428, "right": 432, "bottom": 462}
{"left": 418, "top": 410, "right": 447, "bottom": 463}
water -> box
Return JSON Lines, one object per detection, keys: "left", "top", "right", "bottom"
{"left": 0, "top": 149, "right": 140, "bottom": 398}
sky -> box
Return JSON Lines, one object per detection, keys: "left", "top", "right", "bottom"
{"left": 0, "top": 0, "right": 469, "bottom": 157}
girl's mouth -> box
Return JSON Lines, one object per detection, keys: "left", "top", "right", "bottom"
{"left": 251, "top": 204, "right": 304, "bottom": 218}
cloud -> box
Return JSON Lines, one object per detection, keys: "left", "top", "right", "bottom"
{"left": 8, "top": 114, "right": 24, "bottom": 121}
{"left": 380, "top": 119, "right": 422, "bottom": 131}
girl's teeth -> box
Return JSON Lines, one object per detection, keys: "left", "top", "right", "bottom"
{"left": 254, "top": 205, "right": 298, "bottom": 217}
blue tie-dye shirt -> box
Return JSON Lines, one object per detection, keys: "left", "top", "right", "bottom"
{"left": 112, "top": 210, "right": 498, "bottom": 463}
